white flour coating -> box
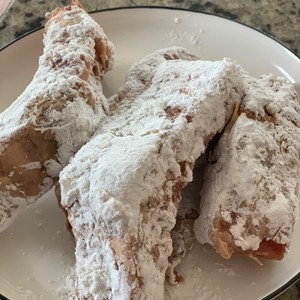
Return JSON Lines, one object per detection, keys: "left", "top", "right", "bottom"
{"left": 19, "top": 162, "right": 42, "bottom": 170}
{"left": 59, "top": 51, "right": 244, "bottom": 299}
{"left": 0, "top": 3, "right": 115, "bottom": 232}
{"left": 194, "top": 68, "right": 300, "bottom": 258}
{"left": 168, "top": 25, "right": 204, "bottom": 48}
{"left": 108, "top": 46, "right": 199, "bottom": 112}
{"left": 215, "top": 263, "right": 237, "bottom": 277}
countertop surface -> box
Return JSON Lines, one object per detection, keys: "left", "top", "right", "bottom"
{"left": 0, "top": 0, "right": 299, "bottom": 299}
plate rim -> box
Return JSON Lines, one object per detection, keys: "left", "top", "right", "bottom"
{"left": 0, "top": 5, "right": 299, "bottom": 60}
{"left": 0, "top": 6, "right": 299, "bottom": 300}
{"left": 261, "top": 274, "right": 300, "bottom": 300}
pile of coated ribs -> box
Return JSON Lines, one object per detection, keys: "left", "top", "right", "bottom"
{"left": 0, "top": 1, "right": 299, "bottom": 299}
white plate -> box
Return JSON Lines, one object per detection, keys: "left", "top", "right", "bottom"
{"left": 0, "top": 7, "right": 299, "bottom": 300}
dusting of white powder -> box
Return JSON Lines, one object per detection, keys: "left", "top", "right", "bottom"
{"left": 165, "top": 262, "right": 232, "bottom": 300}
{"left": 59, "top": 49, "right": 244, "bottom": 299}
{"left": 215, "top": 263, "right": 237, "bottom": 277}
{"left": 16, "top": 287, "right": 38, "bottom": 299}
{"left": 19, "top": 162, "right": 42, "bottom": 170}
{"left": 168, "top": 25, "right": 204, "bottom": 47}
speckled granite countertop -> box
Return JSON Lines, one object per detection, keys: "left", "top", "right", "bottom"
{"left": 0, "top": 1, "right": 299, "bottom": 300}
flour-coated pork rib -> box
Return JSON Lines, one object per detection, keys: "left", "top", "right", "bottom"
{"left": 59, "top": 52, "right": 243, "bottom": 299}
{"left": 194, "top": 69, "right": 300, "bottom": 261}
{"left": 0, "top": 0, "right": 114, "bottom": 232}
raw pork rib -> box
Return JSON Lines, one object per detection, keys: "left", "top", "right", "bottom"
{"left": 0, "top": 0, "right": 114, "bottom": 232}
{"left": 194, "top": 69, "right": 300, "bottom": 260}
{"left": 59, "top": 50, "right": 243, "bottom": 299}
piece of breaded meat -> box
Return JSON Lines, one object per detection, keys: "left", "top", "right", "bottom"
{"left": 0, "top": 0, "right": 114, "bottom": 233}
{"left": 194, "top": 69, "right": 300, "bottom": 261}
{"left": 59, "top": 51, "right": 243, "bottom": 299}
